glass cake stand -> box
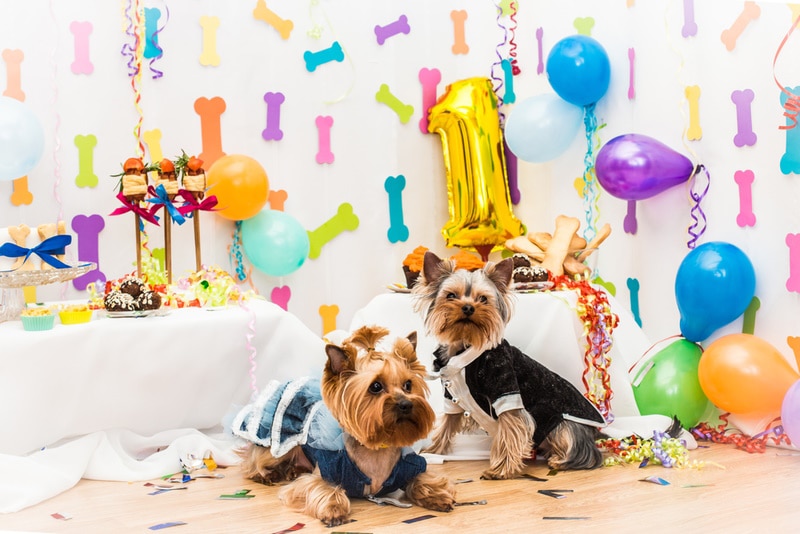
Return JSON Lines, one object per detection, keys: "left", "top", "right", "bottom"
{"left": 0, "top": 262, "right": 96, "bottom": 322}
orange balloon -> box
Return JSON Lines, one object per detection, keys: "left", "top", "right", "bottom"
{"left": 698, "top": 333, "right": 799, "bottom": 416}
{"left": 206, "top": 154, "right": 269, "bottom": 221}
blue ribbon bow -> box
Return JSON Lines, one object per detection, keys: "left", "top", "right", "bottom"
{"left": 0, "top": 234, "right": 72, "bottom": 270}
{"left": 146, "top": 184, "right": 186, "bottom": 225}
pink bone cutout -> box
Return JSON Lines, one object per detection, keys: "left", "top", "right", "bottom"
{"left": 70, "top": 21, "right": 94, "bottom": 74}
{"left": 731, "top": 89, "right": 756, "bottom": 147}
{"left": 374, "top": 14, "right": 410, "bottom": 45}
{"left": 787, "top": 233, "right": 800, "bottom": 293}
{"left": 418, "top": 67, "right": 441, "bottom": 134}
{"left": 262, "top": 91, "right": 285, "bottom": 141}
{"left": 734, "top": 170, "right": 755, "bottom": 227}
{"left": 315, "top": 116, "right": 334, "bottom": 164}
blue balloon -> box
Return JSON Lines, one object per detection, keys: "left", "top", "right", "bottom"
{"left": 675, "top": 242, "right": 756, "bottom": 342}
{"left": 546, "top": 35, "right": 611, "bottom": 107}
{"left": 0, "top": 96, "right": 45, "bottom": 181}
{"left": 504, "top": 93, "right": 583, "bottom": 163}
{"left": 241, "top": 210, "right": 310, "bottom": 277}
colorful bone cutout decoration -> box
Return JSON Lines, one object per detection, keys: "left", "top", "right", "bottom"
{"left": 734, "top": 170, "right": 755, "bottom": 227}
{"left": 787, "top": 233, "right": 800, "bottom": 293}
{"left": 721, "top": 1, "right": 760, "bottom": 51}
{"left": 418, "top": 67, "right": 441, "bottom": 134}
{"left": 71, "top": 213, "right": 105, "bottom": 290}
{"left": 268, "top": 189, "right": 287, "bottom": 211}
{"left": 253, "top": 0, "right": 293, "bottom": 40}
{"left": 780, "top": 86, "right": 800, "bottom": 174}
{"left": 143, "top": 128, "right": 164, "bottom": 162}
{"left": 374, "top": 15, "right": 410, "bottom": 45}
{"left": 315, "top": 116, "right": 334, "bottom": 164}
{"left": 375, "top": 84, "right": 413, "bottom": 124}
{"left": 199, "top": 16, "right": 221, "bottom": 66}
{"left": 262, "top": 91, "right": 285, "bottom": 141}
{"left": 319, "top": 304, "right": 339, "bottom": 336}
{"left": 626, "top": 277, "right": 642, "bottom": 327}
{"left": 536, "top": 27, "right": 544, "bottom": 75}
{"left": 450, "top": 10, "right": 468, "bottom": 55}
{"left": 732, "top": 89, "right": 756, "bottom": 147}
{"left": 573, "top": 17, "right": 594, "bottom": 36}
{"left": 500, "top": 59, "right": 515, "bottom": 104}
{"left": 194, "top": 96, "right": 226, "bottom": 170}
{"left": 2, "top": 50, "right": 33, "bottom": 206}
{"left": 685, "top": 85, "right": 702, "bottom": 140}
{"left": 788, "top": 336, "right": 800, "bottom": 371}
{"left": 304, "top": 41, "right": 344, "bottom": 72}
{"left": 742, "top": 296, "right": 759, "bottom": 335}
{"left": 385, "top": 175, "right": 408, "bottom": 243}
{"left": 143, "top": 8, "right": 163, "bottom": 59}
{"left": 70, "top": 21, "right": 93, "bottom": 74}
{"left": 682, "top": 0, "right": 698, "bottom": 37}
{"left": 628, "top": 48, "right": 635, "bottom": 100}
{"left": 307, "top": 203, "right": 359, "bottom": 259}
{"left": 270, "top": 285, "right": 290, "bottom": 311}
{"left": 74, "top": 134, "right": 98, "bottom": 188}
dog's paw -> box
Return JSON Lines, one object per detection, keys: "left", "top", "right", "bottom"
{"left": 417, "top": 492, "right": 456, "bottom": 513}
{"left": 318, "top": 505, "right": 350, "bottom": 528}
{"left": 480, "top": 466, "right": 517, "bottom": 480}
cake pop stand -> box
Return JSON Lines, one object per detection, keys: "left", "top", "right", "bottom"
{"left": 0, "top": 262, "right": 96, "bottom": 322}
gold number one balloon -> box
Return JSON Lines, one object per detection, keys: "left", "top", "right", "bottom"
{"left": 428, "top": 77, "right": 525, "bottom": 260}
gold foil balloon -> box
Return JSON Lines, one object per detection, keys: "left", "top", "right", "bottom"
{"left": 428, "top": 77, "right": 525, "bottom": 260}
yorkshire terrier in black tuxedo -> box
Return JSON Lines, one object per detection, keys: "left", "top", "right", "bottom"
{"left": 412, "top": 251, "right": 605, "bottom": 479}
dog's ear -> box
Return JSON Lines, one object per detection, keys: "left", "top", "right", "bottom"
{"left": 486, "top": 257, "right": 514, "bottom": 291}
{"left": 421, "top": 251, "right": 451, "bottom": 284}
{"left": 406, "top": 331, "right": 417, "bottom": 350}
{"left": 325, "top": 344, "right": 353, "bottom": 375}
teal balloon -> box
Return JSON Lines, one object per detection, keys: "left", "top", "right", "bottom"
{"left": 546, "top": 35, "right": 611, "bottom": 107}
{"left": 241, "top": 210, "right": 310, "bottom": 277}
{"left": 0, "top": 96, "right": 45, "bottom": 181}
{"left": 504, "top": 93, "right": 583, "bottom": 163}
{"left": 633, "top": 339, "right": 709, "bottom": 428}
{"left": 675, "top": 242, "right": 755, "bottom": 343}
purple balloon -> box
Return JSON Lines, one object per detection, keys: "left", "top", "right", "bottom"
{"left": 595, "top": 134, "right": 694, "bottom": 201}
{"left": 781, "top": 379, "right": 800, "bottom": 445}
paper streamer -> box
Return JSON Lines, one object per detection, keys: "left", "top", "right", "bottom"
{"left": 230, "top": 221, "right": 247, "bottom": 282}
{"left": 507, "top": 0, "right": 520, "bottom": 74}
{"left": 773, "top": 16, "right": 800, "bottom": 132}
{"left": 143, "top": 6, "right": 167, "bottom": 79}
{"left": 238, "top": 298, "right": 260, "bottom": 401}
{"left": 579, "top": 105, "right": 602, "bottom": 242}
{"left": 686, "top": 165, "right": 709, "bottom": 249}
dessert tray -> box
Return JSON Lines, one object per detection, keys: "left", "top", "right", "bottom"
{"left": 386, "top": 283, "right": 411, "bottom": 294}
{"left": 103, "top": 308, "right": 171, "bottom": 319}
{"left": 0, "top": 262, "right": 96, "bottom": 289}
{"left": 512, "top": 281, "right": 554, "bottom": 292}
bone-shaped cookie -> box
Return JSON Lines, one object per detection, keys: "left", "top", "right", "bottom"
{"left": 11, "top": 177, "right": 33, "bottom": 206}
{"left": 742, "top": 296, "right": 759, "bottom": 335}
{"left": 304, "top": 41, "right": 344, "bottom": 72}
{"left": 682, "top": 0, "right": 698, "bottom": 37}
{"left": 384, "top": 175, "right": 408, "bottom": 243}
{"left": 253, "top": 0, "right": 293, "bottom": 40}
{"left": 788, "top": 336, "right": 800, "bottom": 372}
{"left": 501, "top": 59, "right": 515, "bottom": 104}
{"left": 268, "top": 189, "right": 288, "bottom": 211}
{"left": 194, "top": 96, "right": 226, "bottom": 169}
{"left": 573, "top": 17, "right": 594, "bottom": 36}
{"left": 732, "top": 89, "right": 756, "bottom": 147}
{"left": 787, "top": 233, "right": 800, "bottom": 293}
{"left": 375, "top": 14, "right": 410, "bottom": 45}
{"left": 418, "top": 67, "right": 441, "bottom": 134}
{"left": 376, "top": 84, "right": 413, "bottom": 124}
{"left": 262, "top": 91, "right": 285, "bottom": 141}
{"left": 626, "top": 277, "right": 643, "bottom": 328}
{"left": 734, "top": 170, "right": 755, "bottom": 227}
{"left": 685, "top": 85, "right": 702, "bottom": 140}
{"left": 315, "top": 115, "right": 334, "bottom": 164}
{"left": 71, "top": 213, "right": 105, "bottom": 290}
{"left": 7, "top": 224, "right": 32, "bottom": 270}
{"left": 780, "top": 86, "right": 800, "bottom": 174}
{"left": 2, "top": 49, "right": 24, "bottom": 100}
{"left": 307, "top": 203, "right": 359, "bottom": 259}
{"left": 70, "top": 21, "right": 93, "bottom": 74}
{"left": 721, "top": 1, "right": 760, "bottom": 52}
{"left": 199, "top": 16, "right": 221, "bottom": 66}
{"left": 74, "top": 134, "right": 98, "bottom": 188}
{"left": 270, "top": 285, "right": 290, "bottom": 311}
{"left": 536, "top": 27, "right": 544, "bottom": 75}
{"left": 36, "top": 221, "right": 67, "bottom": 270}
{"left": 450, "top": 10, "right": 469, "bottom": 55}
{"left": 143, "top": 128, "right": 164, "bottom": 162}
{"left": 319, "top": 304, "right": 339, "bottom": 336}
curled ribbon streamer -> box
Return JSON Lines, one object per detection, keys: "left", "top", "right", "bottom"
{"left": 146, "top": 184, "right": 186, "bottom": 225}
{"left": 490, "top": 2, "right": 508, "bottom": 119}
{"left": 146, "top": 4, "right": 169, "bottom": 79}
{"left": 692, "top": 414, "right": 790, "bottom": 453}
{"left": 120, "top": 0, "right": 140, "bottom": 77}
{"left": 176, "top": 190, "right": 218, "bottom": 216}
{"left": 580, "top": 104, "right": 602, "bottom": 242}
{"left": 773, "top": 15, "right": 800, "bottom": 130}
{"left": 686, "top": 164, "right": 709, "bottom": 249}
{"left": 230, "top": 222, "right": 248, "bottom": 282}
{"left": 0, "top": 235, "right": 72, "bottom": 270}
{"left": 237, "top": 297, "right": 260, "bottom": 401}
{"left": 508, "top": 1, "right": 520, "bottom": 75}
{"left": 110, "top": 191, "right": 160, "bottom": 225}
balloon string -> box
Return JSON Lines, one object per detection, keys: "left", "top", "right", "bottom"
{"left": 508, "top": 1, "right": 520, "bottom": 75}
{"left": 686, "top": 164, "right": 710, "bottom": 249}
{"left": 581, "top": 104, "right": 601, "bottom": 242}
{"left": 490, "top": 1, "right": 508, "bottom": 122}
{"left": 237, "top": 296, "right": 260, "bottom": 401}
{"left": 773, "top": 14, "right": 800, "bottom": 130}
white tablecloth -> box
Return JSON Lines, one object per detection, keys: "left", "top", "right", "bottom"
{"left": 0, "top": 298, "right": 326, "bottom": 512}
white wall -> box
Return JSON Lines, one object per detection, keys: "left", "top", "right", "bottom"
{"left": 1, "top": 0, "right": 799, "bottom": 370}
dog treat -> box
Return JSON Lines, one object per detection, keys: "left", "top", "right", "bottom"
{"left": 528, "top": 231, "right": 587, "bottom": 253}
{"left": 181, "top": 155, "right": 206, "bottom": 199}
{"left": 121, "top": 157, "right": 148, "bottom": 202}
{"left": 155, "top": 158, "right": 179, "bottom": 199}
{"left": 577, "top": 222, "right": 612, "bottom": 263}
{"left": 8, "top": 224, "right": 33, "bottom": 271}
{"left": 36, "top": 221, "right": 67, "bottom": 270}
{"left": 541, "top": 215, "right": 581, "bottom": 276}
{"left": 504, "top": 235, "right": 545, "bottom": 262}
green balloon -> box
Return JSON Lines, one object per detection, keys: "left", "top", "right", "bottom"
{"left": 632, "top": 338, "right": 710, "bottom": 428}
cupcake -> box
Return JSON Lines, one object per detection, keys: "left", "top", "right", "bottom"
{"left": 58, "top": 304, "right": 93, "bottom": 325}
{"left": 402, "top": 246, "right": 429, "bottom": 289}
{"left": 20, "top": 308, "right": 55, "bottom": 331}
{"left": 449, "top": 250, "right": 485, "bottom": 271}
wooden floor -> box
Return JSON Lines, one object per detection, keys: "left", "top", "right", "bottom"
{"left": 2, "top": 442, "right": 798, "bottom": 533}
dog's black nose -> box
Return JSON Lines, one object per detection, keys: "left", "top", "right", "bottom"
{"left": 461, "top": 304, "right": 474, "bottom": 316}
{"left": 396, "top": 399, "right": 413, "bottom": 414}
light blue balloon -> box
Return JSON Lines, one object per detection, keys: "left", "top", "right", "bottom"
{"left": 675, "top": 242, "right": 756, "bottom": 343}
{"left": 546, "top": 35, "right": 611, "bottom": 107}
{"left": 241, "top": 210, "right": 310, "bottom": 277}
{"left": 504, "top": 93, "right": 583, "bottom": 163}
{"left": 0, "top": 96, "right": 45, "bottom": 181}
